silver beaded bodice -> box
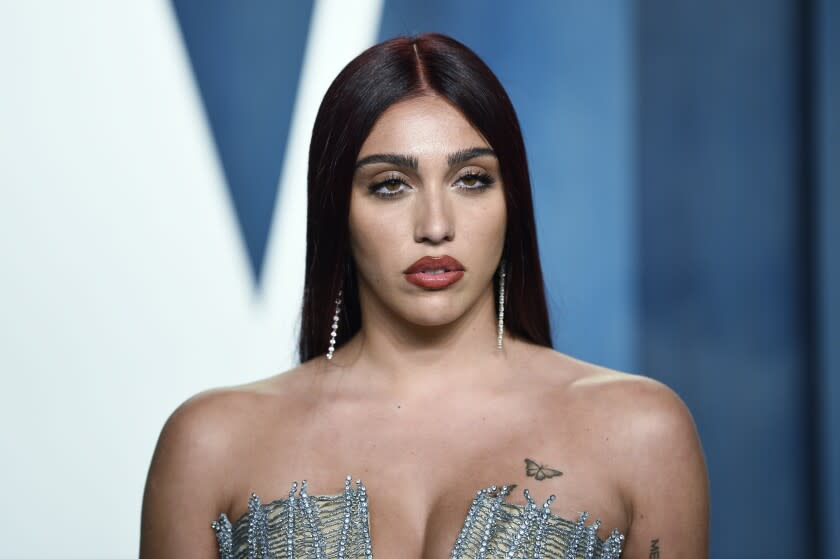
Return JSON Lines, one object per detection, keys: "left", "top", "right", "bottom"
{"left": 210, "top": 476, "right": 625, "bottom": 559}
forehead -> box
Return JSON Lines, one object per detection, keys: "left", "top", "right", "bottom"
{"left": 357, "top": 95, "right": 490, "bottom": 160}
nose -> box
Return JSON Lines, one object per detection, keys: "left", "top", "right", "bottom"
{"left": 413, "top": 185, "right": 455, "bottom": 244}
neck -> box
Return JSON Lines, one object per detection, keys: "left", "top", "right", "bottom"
{"left": 333, "top": 282, "right": 516, "bottom": 396}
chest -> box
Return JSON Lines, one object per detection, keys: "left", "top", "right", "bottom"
{"left": 213, "top": 477, "right": 626, "bottom": 559}
{"left": 223, "top": 432, "right": 627, "bottom": 556}
{"left": 220, "top": 387, "right": 629, "bottom": 557}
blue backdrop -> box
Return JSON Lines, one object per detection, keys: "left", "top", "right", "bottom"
{"left": 171, "top": 1, "right": 839, "bottom": 557}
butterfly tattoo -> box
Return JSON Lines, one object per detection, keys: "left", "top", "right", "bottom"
{"left": 524, "top": 458, "right": 563, "bottom": 481}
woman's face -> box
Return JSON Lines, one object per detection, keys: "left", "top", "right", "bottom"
{"left": 349, "top": 94, "right": 507, "bottom": 328}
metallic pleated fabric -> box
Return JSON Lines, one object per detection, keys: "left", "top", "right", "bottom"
{"left": 211, "top": 476, "right": 624, "bottom": 559}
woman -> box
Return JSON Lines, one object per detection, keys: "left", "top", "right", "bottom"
{"left": 140, "top": 33, "right": 709, "bottom": 558}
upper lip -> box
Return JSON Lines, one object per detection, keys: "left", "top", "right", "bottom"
{"left": 403, "top": 255, "right": 465, "bottom": 274}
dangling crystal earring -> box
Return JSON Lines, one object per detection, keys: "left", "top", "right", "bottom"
{"left": 326, "top": 288, "right": 343, "bottom": 360}
{"left": 497, "top": 260, "right": 506, "bottom": 350}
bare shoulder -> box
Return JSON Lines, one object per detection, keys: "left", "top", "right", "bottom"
{"left": 530, "top": 348, "right": 709, "bottom": 555}
{"left": 153, "top": 384, "right": 261, "bottom": 463}
{"left": 139, "top": 386, "right": 256, "bottom": 558}
{"left": 579, "top": 364, "right": 696, "bottom": 437}
{"left": 150, "top": 361, "right": 319, "bottom": 464}
{"left": 528, "top": 347, "right": 699, "bottom": 447}
{"left": 139, "top": 363, "right": 314, "bottom": 558}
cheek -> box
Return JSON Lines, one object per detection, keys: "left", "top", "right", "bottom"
{"left": 462, "top": 189, "right": 507, "bottom": 247}
{"left": 348, "top": 198, "right": 400, "bottom": 276}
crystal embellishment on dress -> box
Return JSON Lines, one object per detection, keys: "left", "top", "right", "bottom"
{"left": 477, "top": 485, "right": 508, "bottom": 558}
{"left": 584, "top": 518, "right": 602, "bottom": 559}
{"left": 210, "top": 513, "right": 233, "bottom": 558}
{"left": 246, "top": 492, "right": 270, "bottom": 559}
{"left": 210, "top": 475, "right": 625, "bottom": 559}
{"left": 602, "top": 528, "right": 625, "bottom": 559}
{"left": 286, "top": 481, "right": 296, "bottom": 559}
{"left": 533, "top": 492, "right": 556, "bottom": 558}
{"left": 564, "top": 511, "right": 589, "bottom": 559}
{"left": 505, "top": 488, "right": 536, "bottom": 558}
{"left": 357, "top": 480, "right": 374, "bottom": 558}
{"left": 338, "top": 476, "right": 352, "bottom": 558}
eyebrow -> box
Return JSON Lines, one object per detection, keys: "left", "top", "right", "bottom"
{"left": 447, "top": 147, "right": 496, "bottom": 166}
{"left": 354, "top": 147, "right": 496, "bottom": 171}
{"left": 355, "top": 153, "right": 418, "bottom": 170}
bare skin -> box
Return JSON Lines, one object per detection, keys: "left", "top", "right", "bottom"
{"left": 140, "top": 95, "right": 709, "bottom": 558}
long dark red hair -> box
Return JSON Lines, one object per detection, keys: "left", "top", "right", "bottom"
{"left": 298, "top": 33, "right": 551, "bottom": 363}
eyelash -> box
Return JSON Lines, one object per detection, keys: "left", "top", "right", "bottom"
{"left": 367, "top": 171, "right": 496, "bottom": 199}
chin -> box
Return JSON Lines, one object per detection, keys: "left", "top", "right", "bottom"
{"left": 410, "top": 315, "right": 459, "bottom": 328}
{"left": 402, "top": 300, "right": 464, "bottom": 327}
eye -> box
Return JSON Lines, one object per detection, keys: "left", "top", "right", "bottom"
{"left": 454, "top": 171, "right": 495, "bottom": 192}
{"left": 368, "top": 175, "right": 410, "bottom": 198}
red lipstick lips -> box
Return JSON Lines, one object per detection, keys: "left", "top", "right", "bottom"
{"left": 403, "top": 255, "right": 465, "bottom": 289}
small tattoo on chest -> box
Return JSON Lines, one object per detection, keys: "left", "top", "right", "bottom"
{"left": 649, "top": 538, "right": 660, "bottom": 559}
{"left": 524, "top": 458, "right": 563, "bottom": 480}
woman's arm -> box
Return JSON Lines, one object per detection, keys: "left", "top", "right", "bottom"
{"left": 139, "top": 390, "right": 233, "bottom": 559}
{"left": 617, "top": 377, "right": 710, "bottom": 559}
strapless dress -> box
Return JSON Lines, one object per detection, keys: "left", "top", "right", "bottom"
{"left": 210, "top": 476, "right": 625, "bottom": 558}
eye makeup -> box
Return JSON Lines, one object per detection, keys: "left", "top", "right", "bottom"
{"left": 368, "top": 173, "right": 409, "bottom": 198}
{"left": 366, "top": 169, "right": 496, "bottom": 199}
{"left": 453, "top": 170, "right": 495, "bottom": 191}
